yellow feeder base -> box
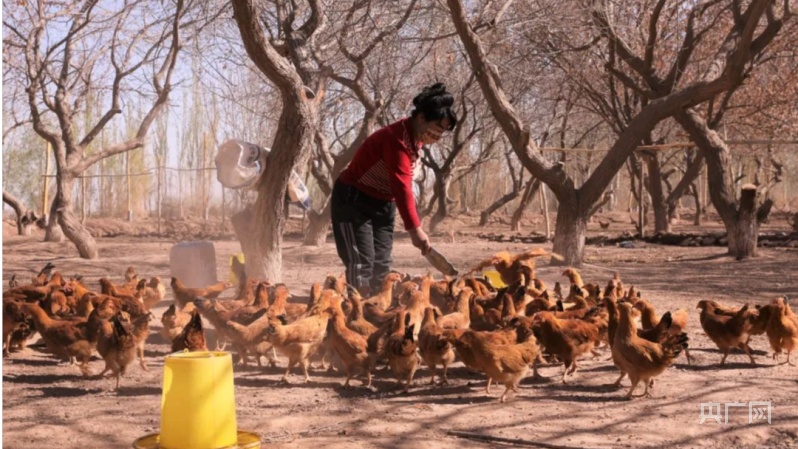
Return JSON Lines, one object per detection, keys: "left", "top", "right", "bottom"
{"left": 482, "top": 270, "right": 506, "bottom": 288}
{"left": 229, "top": 253, "right": 245, "bottom": 286}
{"left": 132, "top": 431, "right": 261, "bottom": 449}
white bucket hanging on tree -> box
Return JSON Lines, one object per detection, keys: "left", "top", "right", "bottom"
{"left": 214, "top": 139, "right": 311, "bottom": 210}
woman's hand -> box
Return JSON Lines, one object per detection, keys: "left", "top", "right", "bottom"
{"left": 408, "top": 227, "right": 432, "bottom": 255}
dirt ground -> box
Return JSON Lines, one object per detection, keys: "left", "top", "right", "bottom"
{"left": 3, "top": 218, "right": 798, "bottom": 449}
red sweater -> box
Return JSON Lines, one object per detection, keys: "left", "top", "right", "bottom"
{"left": 338, "top": 118, "right": 422, "bottom": 230}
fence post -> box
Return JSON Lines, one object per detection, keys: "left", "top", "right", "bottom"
{"left": 42, "top": 142, "right": 50, "bottom": 218}
{"left": 639, "top": 159, "right": 646, "bottom": 237}
{"left": 157, "top": 163, "right": 162, "bottom": 236}
{"left": 126, "top": 150, "right": 133, "bottom": 221}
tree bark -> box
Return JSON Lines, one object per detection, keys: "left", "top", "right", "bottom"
{"left": 303, "top": 201, "right": 331, "bottom": 246}
{"left": 666, "top": 152, "right": 704, "bottom": 223}
{"left": 53, "top": 173, "right": 98, "bottom": 258}
{"left": 643, "top": 153, "right": 671, "bottom": 234}
{"left": 511, "top": 179, "right": 540, "bottom": 232}
{"left": 3, "top": 190, "right": 37, "bottom": 236}
{"left": 44, "top": 200, "right": 64, "bottom": 242}
{"left": 551, "top": 194, "right": 587, "bottom": 266}
{"left": 731, "top": 185, "right": 759, "bottom": 259}
{"left": 675, "top": 109, "right": 769, "bottom": 259}
{"left": 231, "top": 0, "right": 320, "bottom": 281}
{"left": 429, "top": 171, "right": 454, "bottom": 233}
{"left": 690, "top": 183, "right": 702, "bottom": 225}
{"left": 480, "top": 189, "right": 521, "bottom": 226}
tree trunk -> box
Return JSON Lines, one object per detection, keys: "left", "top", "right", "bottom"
{"left": 479, "top": 188, "right": 521, "bottom": 226}
{"left": 666, "top": 153, "right": 704, "bottom": 224}
{"left": 511, "top": 179, "right": 540, "bottom": 232}
{"left": 3, "top": 190, "right": 37, "bottom": 236}
{"left": 540, "top": 184, "right": 551, "bottom": 240}
{"left": 44, "top": 200, "right": 64, "bottom": 242}
{"left": 644, "top": 154, "right": 671, "bottom": 234}
{"left": 303, "top": 201, "right": 331, "bottom": 246}
{"left": 429, "top": 171, "right": 453, "bottom": 233}
{"left": 235, "top": 108, "right": 316, "bottom": 281}
{"left": 690, "top": 183, "right": 702, "bottom": 225}
{"left": 675, "top": 109, "right": 765, "bottom": 259}
{"left": 551, "top": 197, "right": 587, "bottom": 266}
{"left": 53, "top": 174, "right": 98, "bottom": 258}
{"left": 728, "top": 185, "right": 760, "bottom": 259}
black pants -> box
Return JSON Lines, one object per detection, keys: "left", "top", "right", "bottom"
{"left": 331, "top": 181, "right": 396, "bottom": 293}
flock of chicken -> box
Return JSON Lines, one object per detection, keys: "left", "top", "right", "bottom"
{"left": 3, "top": 249, "right": 797, "bottom": 402}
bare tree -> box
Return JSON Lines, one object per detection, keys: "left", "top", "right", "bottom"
{"left": 479, "top": 149, "right": 527, "bottom": 226}
{"left": 595, "top": 0, "right": 792, "bottom": 257}
{"left": 230, "top": 0, "right": 327, "bottom": 280}
{"left": 3, "top": 190, "right": 38, "bottom": 236}
{"left": 447, "top": 0, "right": 790, "bottom": 265}
{"left": 3, "top": 0, "right": 195, "bottom": 258}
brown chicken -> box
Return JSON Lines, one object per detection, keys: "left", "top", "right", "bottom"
{"left": 346, "top": 293, "right": 378, "bottom": 337}
{"left": 470, "top": 328, "right": 540, "bottom": 403}
{"left": 21, "top": 302, "right": 96, "bottom": 376}
{"left": 193, "top": 298, "right": 256, "bottom": 351}
{"left": 612, "top": 303, "right": 689, "bottom": 398}
{"left": 382, "top": 311, "right": 418, "bottom": 393}
{"left": 263, "top": 310, "right": 330, "bottom": 382}
{"left": 171, "top": 309, "right": 208, "bottom": 353}
{"left": 363, "top": 301, "right": 402, "bottom": 327}
{"left": 323, "top": 273, "right": 347, "bottom": 297}
{"left": 697, "top": 300, "right": 757, "bottom": 365}
{"left": 3, "top": 300, "right": 28, "bottom": 356}
{"left": 138, "top": 277, "right": 167, "bottom": 311}
{"left": 402, "top": 276, "right": 434, "bottom": 335}
{"left": 634, "top": 299, "right": 691, "bottom": 364}
{"left": 268, "top": 284, "right": 307, "bottom": 323}
{"left": 364, "top": 272, "right": 404, "bottom": 311}
{"left": 124, "top": 266, "right": 137, "bottom": 283}
{"left": 766, "top": 297, "right": 798, "bottom": 365}
{"left": 160, "top": 303, "right": 195, "bottom": 342}
{"left": 107, "top": 301, "right": 152, "bottom": 372}
{"left": 325, "top": 304, "right": 370, "bottom": 387}
{"left": 31, "top": 262, "right": 56, "bottom": 286}
{"left": 223, "top": 282, "right": 271, "bottom": 322}
{"left": 5, "top": 282, "right": 53, "bottom": 302}
{"left": 99, "top": 277, "right": 137, "bottom": 299}
{"left": 438, "top": 287, "right": 472, "bottom": 330}
{"left": 418, "top": 307, "right": 455, "bottom": 385}
{"left": 97, "top": 312, "right": 138, "bottom": 390}
{"left": 562, "top": 267, "right": 585, "bottom": 287}
{"left": 470, "top": 248, "right": 559, "bottom": 286}
{"left": 528, "top": 312, "right": 602, "bottom": 383}
{"left": 217, "top": 279, "right": 260, "bottom": 311}
{"left": 223, "top": 310, "right": 278, "bottom": 367}
{"left": 171, "top": 277, "right": 233, "bottom": 309}
{"left": 444, "top": 327, "right": 517, "bottom": 391}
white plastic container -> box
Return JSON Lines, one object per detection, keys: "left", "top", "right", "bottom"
{"left": 215, "top": 139, "right": 311, "bottom": 210}
{"left": 169, "top": 241, "right": 218, "bottom": 288}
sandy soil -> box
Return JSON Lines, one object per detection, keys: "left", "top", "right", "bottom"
{"left": 3, "top": 221, "right": 798, "bottom": 449}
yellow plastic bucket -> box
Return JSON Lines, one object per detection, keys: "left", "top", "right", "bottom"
{"left": 482, "top": 270, "right": 506, "bottom": 288}
{"left": 229, "top": 253, "right": 245, "bottom": 286}
{"left": 160, "top": 351, "right": 238, "bottom": 449}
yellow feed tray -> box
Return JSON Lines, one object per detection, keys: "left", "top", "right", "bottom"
{"left": 132, "top": 431, "right": 261, "bottom": 449}
{"left": 482, "top": 270, "right": 506, "bottom": 288}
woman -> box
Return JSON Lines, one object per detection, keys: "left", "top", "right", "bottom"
{"left": 331, "top": 83, "right": 457, "bottom": 296}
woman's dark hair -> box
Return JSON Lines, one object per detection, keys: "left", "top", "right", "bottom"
{"left": 411, "top": 83, "right": 458, "bottom": 130}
